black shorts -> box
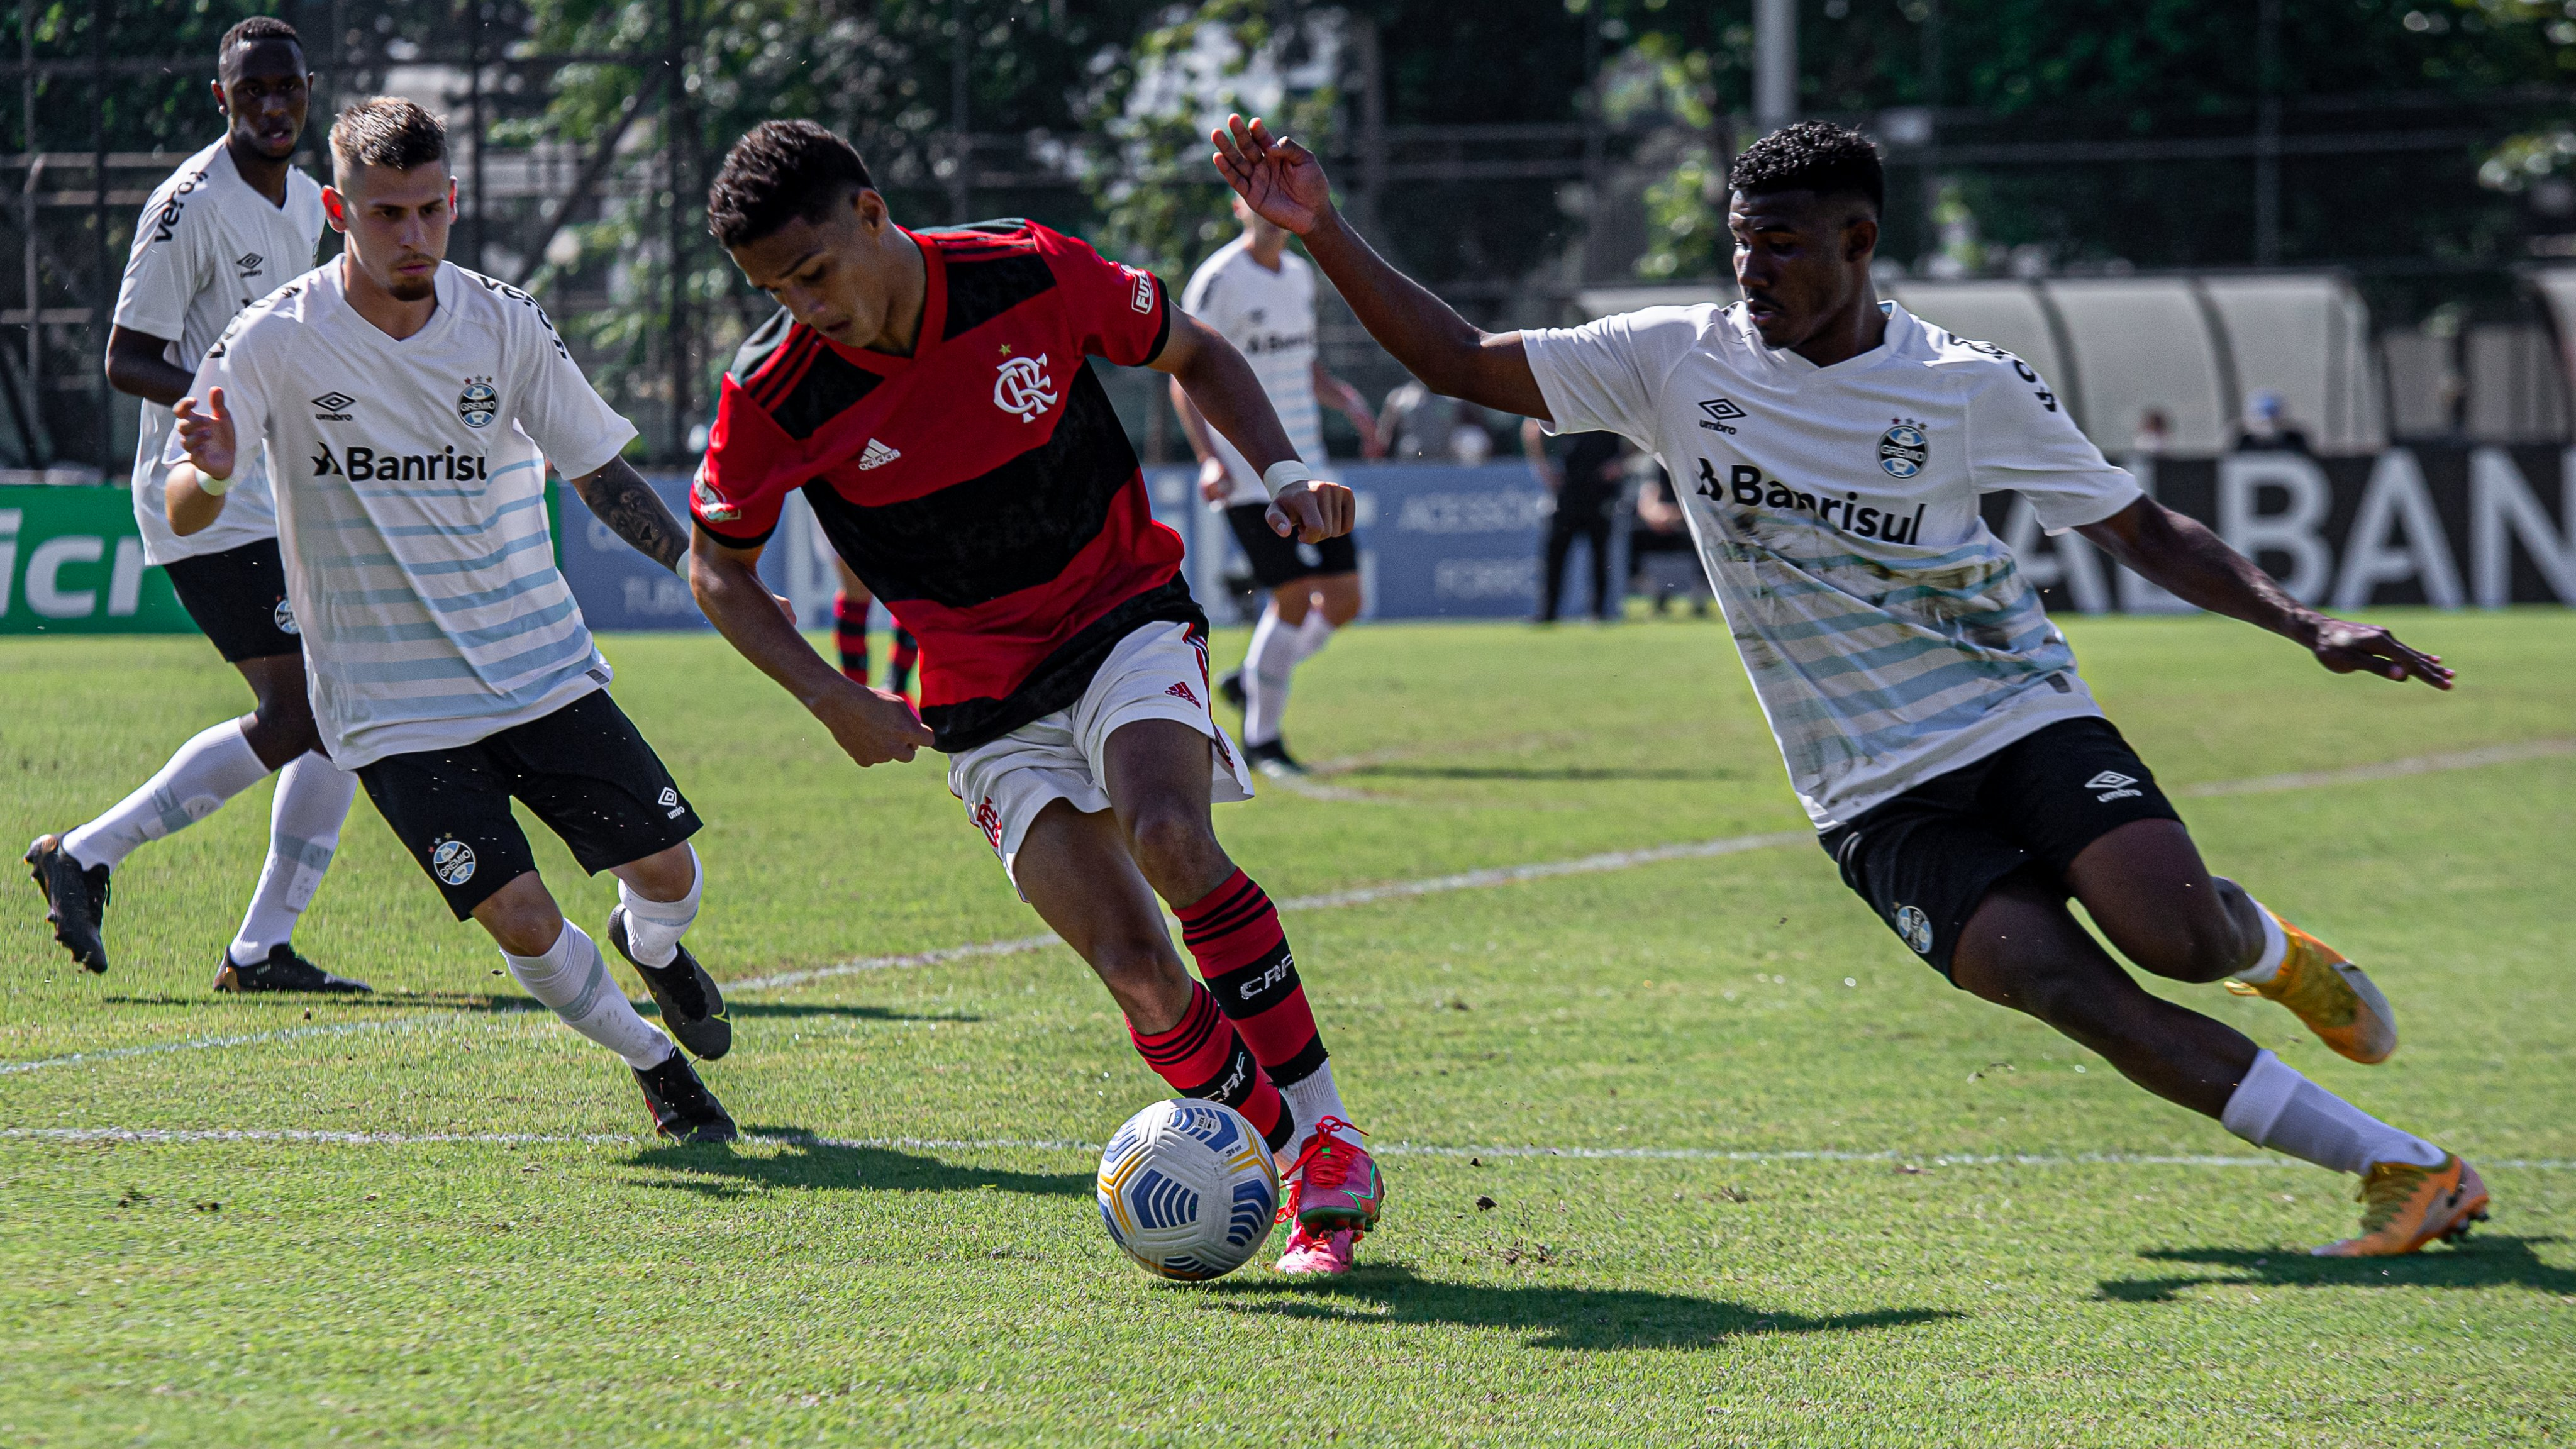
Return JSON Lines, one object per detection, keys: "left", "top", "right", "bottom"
{"left": 162, "top": 536, "right": 302, "bottom": 663}
{"left": 1817, "top": 716, "right": 2183, "bottom": 980}
{"left": 355, "top": 689, "right": 701, "bottom": 919}
{"left": 1226, "top": 502, "right": 1358, "bottom": 589}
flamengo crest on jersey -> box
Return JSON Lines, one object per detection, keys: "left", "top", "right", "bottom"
{"left": 167, "top": 260, "right": 637, "bottom": 769}
{"left": 1524, "top": 299, "right": 2142, "bottom": 829}
{"left": 690, "top": 219, "right": 1192, "bottom": 755}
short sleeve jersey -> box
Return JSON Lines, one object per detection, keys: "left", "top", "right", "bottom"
{"left": 1524, "top": 300, "right": 2142, "bottom": 828}
{"left": 691, "top": 219, "right": 1187, "bottom": 752}
{"left": 114, "top": 140, "right": 325, "bottom": 564}
{"left": 172, "top": 260, "right": 638, "bottom": 769}
{"left": 1179, "top": 236, "right": 1323, "bottom": 504}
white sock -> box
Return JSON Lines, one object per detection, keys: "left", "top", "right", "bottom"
{"left": 1290, "top": 608, "right": 1335, "bottom": 663}
{"left": 1279, "top": 1060, "right": 1352, "bottom": 1158}
{"left": 2220, "top": 1049, "right": 2446, "bottom": 1174}
{"left": 229, "top": 752, "right": 360, "bottom": 962}
{"left": 62, "top": 719, "right": 269, "bottom": 870}
{"left": 502, "top": 921, "right": 674, "bottom": 1070}
{"left": 2232, "top": 892, "right": 2289, "bottom": 984}
{"left": 615, "top": 845, "right": 702, "bottom": 969}
{"left": 1240, "top": 604, "right": 1297, "bottom": 747}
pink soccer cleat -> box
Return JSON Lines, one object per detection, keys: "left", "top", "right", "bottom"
{"left": 1272, "top": 1117, "right": 1384, "bottom": 1274}
{"left": 1274, "top": 1223, "right": 1358, "bottom": 1275}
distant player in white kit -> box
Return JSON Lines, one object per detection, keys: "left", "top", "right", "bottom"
{"left": 1217, "top": 115, "right": 2491, "bottom": 1257}
{"left": 23, "top": 17, "right": 369, "bottom": 993}
{"left": 1172, "top": 194, "right": 1382, "bottom": 776}
{"left": 164, "top": 98, "right": 737, "bottom": 1140}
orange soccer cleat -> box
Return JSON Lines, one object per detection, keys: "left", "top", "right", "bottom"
{"left": 2312, "top": 1153, "right": 2488, "bottom": 1257}
{"left": 2227, "top": 912, "right": 2397, "bottom": 1064}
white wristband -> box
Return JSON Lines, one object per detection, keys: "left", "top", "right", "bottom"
{"left": 1261, "top": 460, "right": 1313, "bottom": 500}
{"left": 193, "top": 465, "right": 233, "bottom": 497}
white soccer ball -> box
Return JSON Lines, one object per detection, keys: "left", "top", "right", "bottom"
{"left": 1095, "top": 1099, "right": 1281, "bottom": 1281}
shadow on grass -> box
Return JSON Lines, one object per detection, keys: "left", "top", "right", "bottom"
{"left": 701, "top": 1001, "right": 980, "bottom": 1024}
{"left": 623, "top": 1125, "right": 1088, "bottom": 1200}
{"left": 103, "top": 992, "right": 529, "bottom": 1011}
{"left": 1205, "top": 1265, "right": 1957, "bottom": 1351}
{"left": 2097, "top": 1236, "right": 2573, "bottom": 1302}
{"left": 1343, "top": 764, "right": 1736, "bottom": 783}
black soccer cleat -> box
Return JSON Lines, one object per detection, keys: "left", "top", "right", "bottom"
{"left": 605, "top": 906, "right": 731, "bottom": 1060}
{"left": 633, "top": 1048, "right": 738, "bottom": 1143}
{"left": 1243, "top": 738, "right": 1308, "bottom": 778}
{"left": 1218, "top": 669, "right": 1246, "bottom": 715}
{"left": 25, "top": 834, "right": 111, "bottom": 974}
{"left": 213, "top": 943, "right": 374, "bottom": 994}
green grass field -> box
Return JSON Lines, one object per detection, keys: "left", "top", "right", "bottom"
{"left": 3, "top": 609, "right": 2572, "bottom": 1446}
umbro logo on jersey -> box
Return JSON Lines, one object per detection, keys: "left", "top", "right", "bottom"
{"left": 1697, "top": 397, "right": 1745, "bottom": 435}
{"left": 2086, "top": 770, "right": 2144, "bottom": 802}
{"left": 856, "top": 438, "right": 902, "bottom": 470}
{"left": 994, "top": 354, "right": 1057, "bottom": 421}
{"left": 235, "top": 252, "right": 265, "bottom": 276}
{"left": 657, "top": 786, "right": 685, "bottom": 819}
{"left": 311, "top": 391, "right": 355, "bottom": 421}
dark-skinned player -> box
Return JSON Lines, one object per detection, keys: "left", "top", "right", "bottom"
{"left": 1212, "top": 115, "right": 2485, "bottom": 1258}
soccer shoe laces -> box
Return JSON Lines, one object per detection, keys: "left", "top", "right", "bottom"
{"left": 1275, "top": 1116, "right": 1366, "bottom": 1224}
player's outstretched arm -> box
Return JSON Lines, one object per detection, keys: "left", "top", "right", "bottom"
{"left": 164, "top": 387, "right": 238, "bottom": 537}
{"left": 565, "top": 456, "right": 690, "bottom": 572}
{"left": 105, "top": 325, "right": 196, "bottom": 408}
{"left": 687, "top": 527, "right": 934, "bottom": 767}
{"left": 1153, "top": 309, "right": 1354, "bottom": 543}
{"left": 1212, "top": 114, "right": 1548, "bottom": 423}
{"left": 2078, "top": 497, "right": 2455, "bottom": 690}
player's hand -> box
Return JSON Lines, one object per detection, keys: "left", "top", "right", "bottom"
{"left": 172, "top": 386, "right": 236, "bottom": 482}
{"left": 1212, "top": 115, "right": 1333, "bottom": 235}
{"left": 1197, "top": 456, "right": 1231, "bottom": 504}
{"left": 1267, "top": 479, "right": 1355, "bottom": 543}
{"left": 814, "top": 680, "right": 935, "bottom": 767}
{"left": 2306, "top": 615, "right": 2454, "bottom": 690}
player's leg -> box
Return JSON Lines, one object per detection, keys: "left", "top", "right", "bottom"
{"left": 504, "top": 691, "right": 730, "bottom": 1063}
{"left": 1539, "top": 511, "right": 1575, "bottom": 623}
{"left": 1583, "top": 515, "right": 1614, "bottom": 621}
{"left": 213, "top": 654, "right": 369, "bottom": 992}
{"left": 26, "top": 541, "right": 318, "bottom": 974}
{"left": 357, "top": 716, "right": 731, "bottom": 1141}
{"left": 831, "top": 558, "right": 872, "bottom": 686}
{"left": 1992, "top": 720, "right": 2397, "bottom": 1065}
{"left": 887, "top": 626, "right": 920, "bottom": 699}
{"left": 1224, "top": 502, "right": 1317, "bottom": 773}
{"left": 1011, "top": 799, "right": 1297, "bottom": 1157}
{"left": 1951, "top": 876, "right": 2483, "bottom": 1255}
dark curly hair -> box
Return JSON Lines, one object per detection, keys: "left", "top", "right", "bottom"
{"left": 218, "top": 16, "right": 301, "bottom": 75}
{"left": 707, "top": 121, "right": 877, "bottom": 248}
{"left": 1728, "top": 122, "right": 1884, "bottom": 216}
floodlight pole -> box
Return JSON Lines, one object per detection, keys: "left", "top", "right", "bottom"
{"left": 1754, "top": 0, "right": 1796, "bottom": 136}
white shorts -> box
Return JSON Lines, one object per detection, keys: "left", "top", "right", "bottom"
{"left": 948, "top": 621, "right": 1255, "bottom": 887}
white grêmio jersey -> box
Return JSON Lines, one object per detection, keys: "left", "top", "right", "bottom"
{"left": 169, "top": 259, "right": 637, "bottom": 769}
{"left": 1180, "top": 235, "right": 1325, "bottom": 504}
{"left": 1524, "top": 299, "right": 2142, "bottom": 828}
{"left": 113, "top": 139, "right": 325, "bottom": 564}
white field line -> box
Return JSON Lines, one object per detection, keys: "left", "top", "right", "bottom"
{"left": 2178, "top": 737, "right": 2576, "bottom": 797}
{"left": 0, "top": 1013, "right": 508, "bottom": 1077}
{"left": 4, "top": 1126, "right": 2570, "bottom": 1172}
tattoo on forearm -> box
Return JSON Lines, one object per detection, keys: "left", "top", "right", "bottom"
{"left": 574, "top": 460, "right": 686, "bottom": 571}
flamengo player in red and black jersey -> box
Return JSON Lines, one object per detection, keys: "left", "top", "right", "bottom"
{"left": 687, "top": 121, "right": 1386, "bottom": 1275}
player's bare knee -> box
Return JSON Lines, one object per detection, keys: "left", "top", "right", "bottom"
{"left": 614, "top": 843, "right": 697, "bottom": 902}
{"left": 1126, "top": 807, "right": 1227, "bottom": 894}
{"left": 472, "top": 875, "right": 564, "bottom": 957}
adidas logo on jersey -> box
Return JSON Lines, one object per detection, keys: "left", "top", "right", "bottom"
{"left": 1165, "top": 680, "right": 1201, "bottom": 707}
{"left": 2085, "top": 770, "right": 2143, "bottom": 802}
{"left": 857, "top": 438, "right": 901, "bottom": 470}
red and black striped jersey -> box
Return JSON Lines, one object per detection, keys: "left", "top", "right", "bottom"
{"left": 691, "top": 219, "right": 1194, "bottom": 752}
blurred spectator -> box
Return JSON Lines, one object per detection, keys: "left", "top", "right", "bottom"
{"left": 1450, "top": 402, "right": 1496, "bottom": 464}
{"left": 1521, "top": 419, "right": 1623, "bottom": 623}
{"left": 1378, "top": 379, "right": 1455, "bottom": 460}
{"left": 1628, "top": 465, "right": 1709, "bottom": 617}
{"left": 2233, "top": 389, "right": 2312, "bottom": 454}
{"left": 2129, "top": 408, "right": 2172, "bottom": 458}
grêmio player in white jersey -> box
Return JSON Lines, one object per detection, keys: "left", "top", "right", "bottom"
{"left": 164, "top": 98, "right": 736, "bottom": 1141}
{"left": 23, "top": 18, "right": 369, "bottom": 994}
{"left": 1216, "top": 116, "right": 2492, "bottom": 1257}
{"left": 1173, "top": 194, "right": 1382, "bottom": 775}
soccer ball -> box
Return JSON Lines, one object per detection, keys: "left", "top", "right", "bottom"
{"left": 1095, "top": 1099, "right": 1280, "bottom": 1281}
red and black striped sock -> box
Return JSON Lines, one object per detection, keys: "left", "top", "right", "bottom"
{"left": 1128, "top": 980, "right": 1293, "bottom": 1155}
{"left": 831, "top": 593, "right": 869, "bottom": 685}
{"left": 1177, "top": 869, "right": 1328, "bottom": 1089}
{"left": 889, "top": 627, "right": 920, "bottom": 695}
